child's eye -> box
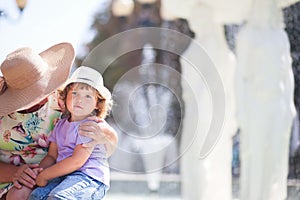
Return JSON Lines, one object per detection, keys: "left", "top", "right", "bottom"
{"left": 71, "top": 91, "right": 77, "bottom": 95}
{"left": 86, "top": 95, "right": 92, "bottom": 99}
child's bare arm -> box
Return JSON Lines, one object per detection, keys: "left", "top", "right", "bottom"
{"left": 35, "top": 144, "right": 92, "bottom": 186}
{"left": 39, "top": 142, "right": 58, "bottom": 169}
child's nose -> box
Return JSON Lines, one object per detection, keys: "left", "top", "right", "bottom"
{"left": 74, "top": 96, "right": 83, "bottom": 103}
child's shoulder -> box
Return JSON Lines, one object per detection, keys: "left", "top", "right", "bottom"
{"left": 54, "top": 117, "right": 68, "bottom": 127}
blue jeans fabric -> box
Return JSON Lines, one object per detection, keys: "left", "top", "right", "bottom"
{"left": 28, "top": 171, "right": 108, "bottom": 200}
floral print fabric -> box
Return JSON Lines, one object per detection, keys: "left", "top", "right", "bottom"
{"left": 0, "top": 99, "right": 61, "bottom": 197}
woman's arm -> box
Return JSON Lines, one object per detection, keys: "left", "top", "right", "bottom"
{"left": 79, "top": 117, "right": 118, "bottom": 157}
{"left": 0, "top": 162, "right": 18, "bottom": 183}
{"left": 99, "top": 120, "right": 118, "bottom": 157}
{"left": 35, "top": 144, "right": 92, "bottom": 186}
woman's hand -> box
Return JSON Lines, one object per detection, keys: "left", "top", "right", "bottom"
{"left": 79, "top": 116, "right": 118, "bottom": 157}
{"left": 12, "top": 164, "right": 42, "bottom": 189}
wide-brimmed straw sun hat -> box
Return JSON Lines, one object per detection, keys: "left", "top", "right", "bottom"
{"left": 0, "top": 42, "right": 75, "bottom": 116}
{"left": 66, "top": 66, "right": 111, "bottom": 100}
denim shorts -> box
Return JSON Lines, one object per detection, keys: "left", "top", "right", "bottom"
{"left": 29, "top": 171, "right": 108, "bottom": 200}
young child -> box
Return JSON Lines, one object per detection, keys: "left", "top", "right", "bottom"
{"left": 28, "top": 66, "right": 113, "bottom": 200}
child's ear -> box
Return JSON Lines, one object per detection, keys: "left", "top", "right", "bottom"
{"left": 95, "top": 103, "right": 102, "bottom": 113}
{"left": 96, "top": 102, "right": 101, "bottom": 109}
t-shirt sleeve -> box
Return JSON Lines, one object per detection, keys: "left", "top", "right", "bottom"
{"left": 48, "top": 120, "right": 62, "bottom": 143}
{"left": 76, "top": 133, "right": 93, "bottom": 145}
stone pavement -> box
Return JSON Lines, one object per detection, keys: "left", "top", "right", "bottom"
{"left": 105, "top": 173, "right": 300, "bottom": 200}
{"left": 106, "top": 173, "right": 181, "bottom": 200}
{"left": 106, "top": 194, "right": 181, "bottom": 200}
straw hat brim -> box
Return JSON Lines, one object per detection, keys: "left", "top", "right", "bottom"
{"left": 0, "top": 43, "right": 75, "bottom": 116}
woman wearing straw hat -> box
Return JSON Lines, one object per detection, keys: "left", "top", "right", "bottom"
{"left": 0, "top": 43, "right": 118, "bottom": 200}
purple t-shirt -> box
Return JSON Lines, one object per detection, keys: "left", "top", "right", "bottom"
{"left": 48, "top": 118, "right": 110, "bottom": 187}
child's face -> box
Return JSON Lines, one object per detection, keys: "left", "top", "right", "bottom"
{"left": 66, "top": 86, "right": 98, "bottom": 121}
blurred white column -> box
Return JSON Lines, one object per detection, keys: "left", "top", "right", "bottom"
{"left": 162, "top": 1, "right": 238, "bottom": 199}
{"left": 235, "top": 0, "right": 296, "bottom": 199}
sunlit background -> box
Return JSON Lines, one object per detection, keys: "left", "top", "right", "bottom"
{"left": 2, "top": 0, "right": 300, "bottom": 200}
{"left": 0, "top": 0, "right": 106, "bottom": 60}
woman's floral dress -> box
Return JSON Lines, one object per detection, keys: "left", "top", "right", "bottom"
{"left": 0, "top": 100, "right": 61, "bottom": 197}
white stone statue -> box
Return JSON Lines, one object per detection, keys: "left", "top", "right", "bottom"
{"left": 236, "top": 0, "right": 296, "bottom": 199}
{"left": 162, "top": 1, "right": 238, "bottom": 199}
